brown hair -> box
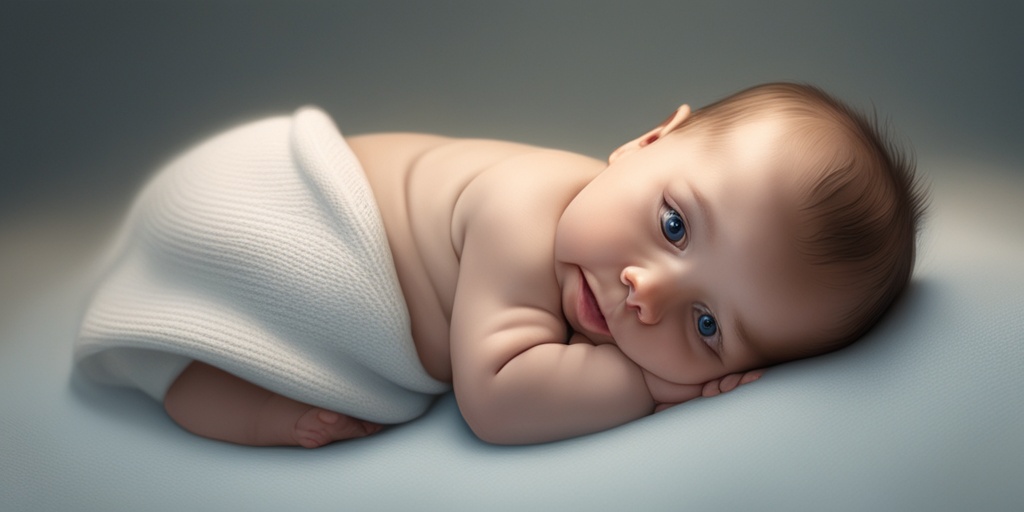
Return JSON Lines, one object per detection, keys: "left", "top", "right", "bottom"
{"left": 679, "top": 82, "right": 928, "bottom": 356}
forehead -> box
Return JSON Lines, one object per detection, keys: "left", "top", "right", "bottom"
{"left": 694, "top": 115, "right": 823, "bottom": 165}
{"left": 663, "top": 118, "right": 812, "bottom": 205}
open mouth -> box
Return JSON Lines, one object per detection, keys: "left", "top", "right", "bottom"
{"left": 577, "top": 268, "right": 611, "bottom": 336}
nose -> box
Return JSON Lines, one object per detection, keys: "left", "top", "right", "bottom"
{"left": 620, "top": 266, "right": 673, "bottom": 325}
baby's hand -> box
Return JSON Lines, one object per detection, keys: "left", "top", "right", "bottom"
{"left": 647, "top": 369, "right": 765, "bottom": 413}
{"left": 698, "top": 369, "right": 764, "bottom": 398}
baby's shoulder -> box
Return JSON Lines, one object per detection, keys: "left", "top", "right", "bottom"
{"left": 452, "top": 141, "right": 602, "bottom": 220}
{"left": 450, "top": 145, "right": 600, "bottom": 322}
{"left": 451, "top": 143, "right": 603, "bottom": 250}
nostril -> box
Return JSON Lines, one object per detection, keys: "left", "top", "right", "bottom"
{"left": 625, "top": 295, "right": 639, "bottom": 312}
{"left": 634, "top": 305, "right": 650, "bottom": 323}
{"left": 622, "top": 299, "right": 638, "bottom": 319}
{"left": 623, "top": 288, "right": 646, "bottom": 320}
{"left": 621, "top": 267, "right": 643, "bottom": 318}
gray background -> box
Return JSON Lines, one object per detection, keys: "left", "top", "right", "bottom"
{"left": 3, "top": 1, "right": 1022, "bottom": 214}
{"left": 2, "top": 2, "right": 1023, "bottom": 511}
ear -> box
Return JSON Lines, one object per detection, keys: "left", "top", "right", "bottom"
{"left": 608, "top": 104, "right": 691, "bottom": 164}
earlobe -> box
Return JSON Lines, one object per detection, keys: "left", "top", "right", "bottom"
{"left": 608, "top": 104, "right": 691, "bottom": 164}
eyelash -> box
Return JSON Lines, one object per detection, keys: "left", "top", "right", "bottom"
{"left": 693, "top": 306, "right": 722, "bottom": 353}
{"left": 659, "top": 201, "right": 688, "bottom": 248}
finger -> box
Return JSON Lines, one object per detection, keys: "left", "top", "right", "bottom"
{"left": 702, "top": 380, "right": 721, "bottom": 397}
{"left": 740, "top": 370, "right": 764, "bottom": 385}
{"left": 719, "top": 373, "right": 743, "bottom": 393}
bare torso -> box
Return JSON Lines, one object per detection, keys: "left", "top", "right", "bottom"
{"left": 347, "top": 133, "right": 604, "bottom": 382}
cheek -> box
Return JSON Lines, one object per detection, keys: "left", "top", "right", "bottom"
{"left": 556, "top": 195, "right": 620, "bottom": 258}
{"left": 616, "top": 322, "right": 699, "bottom": 379}
{"left": 554, "top": 203, "right": 588, "bottom": 260}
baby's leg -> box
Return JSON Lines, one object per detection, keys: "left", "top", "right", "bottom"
{"left": 163, "top": 361, "right": 382, "bottom": 448}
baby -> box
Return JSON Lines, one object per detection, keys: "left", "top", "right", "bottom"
{"left": 81, "top": 82, "right": 926, "bottom": 447}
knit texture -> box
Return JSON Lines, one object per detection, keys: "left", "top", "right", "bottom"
{"left": 75, "top": 107, "right": 449, "bottom": 423}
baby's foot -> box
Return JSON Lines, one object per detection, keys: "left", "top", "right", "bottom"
{"left": 292, "top": 408, "right": 383, "bottom": 449}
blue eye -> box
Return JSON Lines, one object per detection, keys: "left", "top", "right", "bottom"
{"left": 661, "top": 208, "right": 686, "bottom": 243}
{"left": 697, "top": 314, "right": 717, "bottom": 337}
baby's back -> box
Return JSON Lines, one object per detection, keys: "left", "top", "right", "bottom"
{"left": 347, "top": 133, "right": 603, "bottom": 382}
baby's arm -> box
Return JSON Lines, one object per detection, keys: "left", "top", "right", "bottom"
{"left": 163, "top": 361, "right": 381, "bottom": 448}
{"left": 451, "top": 298, "right": 654, "bottom": 445}
{"left": 449, "top": 179, "right": 654, "bottom": 444}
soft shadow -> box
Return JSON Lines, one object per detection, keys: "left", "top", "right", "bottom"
{"left": 66, "top": 366, "right": 171, "bottom": 429}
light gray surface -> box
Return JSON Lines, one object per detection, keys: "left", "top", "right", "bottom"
{"left": 2, "top": 1, "right": 1023, "bottom": 510}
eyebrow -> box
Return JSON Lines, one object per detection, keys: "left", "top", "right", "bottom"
{"left": 691, "top": 186, "right": 716, "bottom": 244}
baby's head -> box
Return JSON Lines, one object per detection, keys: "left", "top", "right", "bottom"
{"left": 680, "top": 83, "right": 927, "bottom": 359}
{"left": 555, "top": 82, "right": 926, "bottom": 383}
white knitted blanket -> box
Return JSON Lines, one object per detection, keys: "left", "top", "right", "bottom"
{"left": 75, "top": 107, "right": 450, "bottom": 423}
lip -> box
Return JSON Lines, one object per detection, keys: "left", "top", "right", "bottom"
{"left": 576, "top": 268, "right": 611, "bottom": 337}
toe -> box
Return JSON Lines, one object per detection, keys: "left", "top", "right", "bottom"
{"left": 318, "top": 410, "right": 340, "bottom": 424}
{"left": 360, "top": 421, "right": 383, "bottom": 435}
{"left": 297, "top": 432, "right": 325, "bottom": 449}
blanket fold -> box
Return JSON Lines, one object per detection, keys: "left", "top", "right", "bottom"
{"left": 75, "top": 107, "right": 449, "bottom": 423}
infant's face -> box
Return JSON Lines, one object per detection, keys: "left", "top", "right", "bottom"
{"left": 554, "top": 118, "right": 846, "bottom": 385}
